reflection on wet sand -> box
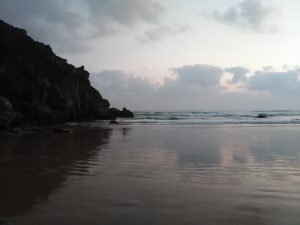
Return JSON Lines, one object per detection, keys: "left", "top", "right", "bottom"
{"left": 0, "top": 126, "right": 300, "bottom": 225}
{"left": 0, "top": 126, "right": 112, "bottom": 218}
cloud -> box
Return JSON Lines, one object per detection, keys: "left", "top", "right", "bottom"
{"left": 90, "top": 70, "right": 155, "bottom": 92}
{"left": 90, "top": 65, "right": 300, "bottom": 110}
{"left": 172, "top": 64, "right": 223, "bottom": 86}
{"left": 248, "top": 69, "right": 300, "bottom": 96}
{"left": 0, "top": 0, "right": 87, "bottom": 52}
{"left": 0, "top": 0, "right": 166, "bottom": 52}
{"left": 225, "top": 66, "right": 249, "bottom": 83}
{"left": 88, "top": 0, "right": 165, "bottom": 27}
{"left": 213, "top": 0, "right": 277, "bottom": 32}
{"left": 138, "top": 24, "right": 189, "bottom": 43}
{"left": 90, "top": 70, "right": 156, "bottom": 109}
{"left": 90, "top": 65, "right": 225, "bottom": 110}
{"left": 263, "top": 65, "right": 275, "bottom": 72}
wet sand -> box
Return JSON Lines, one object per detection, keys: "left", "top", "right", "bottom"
{"left": 0, "top": 125, "right": 300, "bottom": 225}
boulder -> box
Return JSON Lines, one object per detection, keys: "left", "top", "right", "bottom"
{"left": 109, "top": 120, "right": 119, "bottom": 125}
{"left": 255, "top": 113, "right": 268, "bottom": 118}
{"left": 108, "top": 107, "right": 134, "bottom": 118}
{"left": 121, "top": 107, "right": 134, "bottom": 117}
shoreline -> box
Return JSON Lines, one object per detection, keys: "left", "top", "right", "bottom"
{"left": 1, "top": 121, "right": 300, "bottom": 136}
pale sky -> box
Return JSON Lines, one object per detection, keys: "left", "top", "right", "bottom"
{"left": 1, "top": 0, "right": 300, "bottom": 110}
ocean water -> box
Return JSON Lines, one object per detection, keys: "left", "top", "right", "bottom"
{"left": 1, "top": 115, "right": 300, "bottom": 225}
{"left": 119, "top": 110, "right": 300, "bottom": 126}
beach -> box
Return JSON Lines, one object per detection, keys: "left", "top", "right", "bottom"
{"left": 1, "top": 123, "right": 300, "bottom": 225}
{"left": 1, "top": 3, "right": 300, "bottom": 225}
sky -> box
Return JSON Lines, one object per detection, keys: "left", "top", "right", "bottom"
{"left": 1, "top": 0, "right": 300, "bottom": 110}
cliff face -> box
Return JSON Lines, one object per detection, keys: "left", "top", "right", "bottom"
{"left": 0, "top": 20, "right": 111, "bottom": 126}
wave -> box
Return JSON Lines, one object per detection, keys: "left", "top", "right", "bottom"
{"left": 142, "top": 116, "right": 182, "bottom": 120}
{"left": 120, "top": 110, "right": 300, "bottom": 126}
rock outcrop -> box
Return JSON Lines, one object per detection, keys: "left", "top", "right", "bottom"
{"left": 0, "top": 20, "right": 132, "bottom": 128}
{"left": 255, "top": 114, "right": 268, "bottom": 119}
{"left": 108, "top": 107, "right": 134, "bottom": 118}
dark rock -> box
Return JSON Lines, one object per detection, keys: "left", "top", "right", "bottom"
{"left": 109, "top": 120, "right": 119, "bottom": 125}
{"left": 108, "top": 108, "right": 120, "bottom": 119}
{"left": 102, "top": 98, "right": 110, "bottom": 109}
{"left": 121, "top": 107, "right": 134, "bottom": 117}
{"left": 108, "top": 107, "right": 134, "bottom": 118}
{"left": 255, "top": 113, "right": 268, "bottom": 118}
{"left": 0, "top": 96, "right": 15, "bottom": 129}
{"left": 0, "top": 19, "right": 112, "bottom": 127}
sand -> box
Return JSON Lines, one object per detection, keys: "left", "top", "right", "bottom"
{"left": 1, "top": 125, "right": 300, "bottom": 225}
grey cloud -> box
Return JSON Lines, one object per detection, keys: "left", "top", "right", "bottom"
{"left": 219, "top": 6, "right": 238, "bottom": 22}
{"left": 263, "top": 65, "right": 275, "bottom": 72}
{"left": 0, "top": 0, "right": 166, "bottom": 53}
{"left": 90, "top": 70, "right": 155, "bottom": 92}
{"left": 213, "top": 0, "right": 277, "bottom": 32}
{"left": 90, "top": 65, "right": 300, "bottom": 110}
{"left": 225, "top": 66, "right": 249, "bottom": 83}
{"left": 248, "top": 70, "right": 300, "bottom": 96}
{"left": 0, "top": 0, "right": 86, "bottom": 52}
{"left": 90, "top": 70, "right": 156, "bottom": 109}
{"left": 88, "top": 0, "right": 165, "bottom": 27}
{"left": 173, "top": 64, "right": 223, "bottom": 86}
{"left": 138, "top": 24, "right": 189, "bottom": 43}
{"left": 90, "top": 66, "right": 225, "bottom": 110}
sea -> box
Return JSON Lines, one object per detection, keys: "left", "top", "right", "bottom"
{"left": 119, "top": 110, "right": 300, "bottom": 126}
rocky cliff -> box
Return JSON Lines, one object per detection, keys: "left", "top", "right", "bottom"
{"left": 0, "top": 20, "right": 128, "bottom": 128}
